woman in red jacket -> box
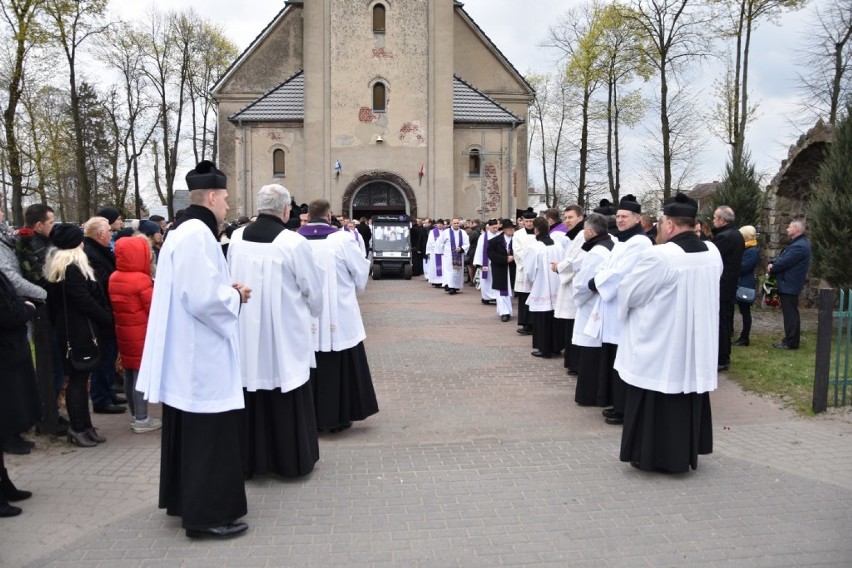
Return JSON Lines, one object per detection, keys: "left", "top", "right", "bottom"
{"left": 109, "top": 235, "right": 161, "bottom": 433}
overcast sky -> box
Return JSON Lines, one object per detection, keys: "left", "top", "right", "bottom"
{"left": 108, "top": 0, "right": 829, "bottom": 197}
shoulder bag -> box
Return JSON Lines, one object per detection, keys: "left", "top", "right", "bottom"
{"left": 62, "top": 280, "right": 101, "bottom": 372}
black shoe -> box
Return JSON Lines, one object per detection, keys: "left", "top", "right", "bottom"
{"left": 717, "top": 364, "right": 729, "bottom": 372}
{"left": 531, "top": 351, "right": 551, "bottom": 359}
{"left": 732, "top": 338, "right": 749, "bottom": 346}
{"left": 0, "top": 503, "right": 22, "bottom": 517}
{"left": 500, "top": 315, "right": 510, "bottom": 322}
{"left": 2, "top": 437, "right": 31, "bottom": 455}
{"left": 1, "top": 469, "right": 32, "bottom": 502}
{"left": 601, "top": 407, "right": 617, "bottom": 419}
{"left": 605, "top": 416, "right": 624, "bottom": 425}
{"left": 93, "top": 404, "right": 127, "bottom": 414}
{"left": 773, "top": 343, "right": 796, "bottom": 350}
{"left": 10, "top": 434, "right": 34, "bottom": 449}
{"left": 113, "top": 395, "right": 127, "bottom": 404}
{"left": 85, "top": 428, "right": 106, "bottom": 444}
{"left": 66, "top": 429, "right": 97, "bottom": 448}
{"left": 186, "top": 522, "right": 249, "bottom": 539}
{"left": 448, "top": 289, "right": 458, "bottom": 295}
{"left": 516, "top": 328, "right": 532, "bottom": 335}
{"left": 566, "top": 369, "right": 578, "bottom": 376}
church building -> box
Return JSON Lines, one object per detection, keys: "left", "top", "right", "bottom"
{"left": 212, "top": 0, "right": 534, "bottom": 220}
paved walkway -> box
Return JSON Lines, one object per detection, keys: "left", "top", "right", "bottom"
{"left": 3, "top": 277, "right": 852, "bottom": 567}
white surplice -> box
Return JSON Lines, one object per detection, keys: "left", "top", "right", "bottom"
{"left": 227, "top": 227, "right": 324, "bottom": 393}
{"left": 437, "top": 227, "right": 469, "bottom": 289}
{"left": 304, "top": 227, "right": 371, "bottom": 352}
{"left": 554, "top": 230, "right": 586, "bottom": 319}
{"left": 512, "top": 229, "right": 533, "bottom": 294}
{"left": 425, "top": 227, "right": 443, "bottom": 284}
{"left": 137, "top": 218, "right": 243, "bottom": 413}
{"left": 585, "top": 233, "right": 653, "bottom": 344}
{"left": 473, "top": 228, "right": 500, "bottom": 300}
{"left": 614, "top": 241, "right": 723, "bottom": 394}
{"left": 572, "top": 242, "right": 613, "bottom": 348}
{"left": 524, "top": 240, "right": 563, "bottom": 312}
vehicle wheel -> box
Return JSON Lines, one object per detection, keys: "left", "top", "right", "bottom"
{"left": 372, "top": 262, "right": 382, "bottom": 280}
{"left": 403, "top": 264, "right": 412, "bottom": 280}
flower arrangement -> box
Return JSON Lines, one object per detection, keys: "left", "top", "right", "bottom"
{"left": 760, "top": 275, "right": 779, "bottom": 307}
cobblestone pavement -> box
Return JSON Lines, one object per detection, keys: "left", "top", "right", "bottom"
{"left": 4, "top": 278, "right": 851, "bottom": 567}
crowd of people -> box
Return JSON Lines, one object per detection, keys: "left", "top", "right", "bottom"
{"left": 410, "top": 194, "right": 811, "bottom": 474}
{"left": 1, "top": 163, "right": 813, "bottom": 530}
{"left": 0, "top": 161, "right": 379, "bottom": 532}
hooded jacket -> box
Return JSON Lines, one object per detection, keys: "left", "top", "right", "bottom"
{"left": 108, "top": 236, "right": 153, "bottom": 370}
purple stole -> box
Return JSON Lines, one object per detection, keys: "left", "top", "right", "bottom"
{"left": 432, "top": 227, "right": 443, "bottom": 277}
{"left": 481, "top": 234, "right": 490, "bottom": 280}
{"left": 298, "top": 223, "right": 339, "bottom": 239}
{"left": 450, "top": 229, "right": 463, "bottom": 268}
{"left": 550, "top": 223, "right": 568, "bottom": 235}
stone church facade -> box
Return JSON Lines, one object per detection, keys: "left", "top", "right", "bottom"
{"left": 212, "top": 0, "right": 535, "bottom": 220}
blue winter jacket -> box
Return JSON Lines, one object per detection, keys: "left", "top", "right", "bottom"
{"left": 770, "top": 235, "right": 811, "bottom": 295}
{"left": 738, "top": 246, "right": 759, "bottom": 290}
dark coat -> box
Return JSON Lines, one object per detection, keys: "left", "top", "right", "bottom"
{"left": 0, "top": 270, "right": 41, "bottom": 436}
{"left": 356, "top": 222, "right": 372, "bottom": 252}
{"left": 712, "top": 223, "right": 745, "bottom": 301}
{"left": 48, "top": 264, "right": 114, "bottom": 374}
{"left": 487, "top": 232, "right": 515, "bottom": 292}
{"left": 738, "top": 245, "right": 759, "bottom": 290}
{"left": 84, "top": 237, "right": 116, "bottom": 298}
{"left": 770, "top": 234, "right": 811, "bottom": 295}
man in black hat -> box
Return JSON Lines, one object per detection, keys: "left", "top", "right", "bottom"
{"left": 487, "top": 219, "right": 516, "bottom": 322}
{"left": 587, "top": 194, "right": 653, "bottom": 425}
{"left": 137, "top": 160, "right": 252, "bottom": 539}
{"left": 513, "top": 209, "right": 537, "bottom": 334}
{"left": 472, "top": 219, "right": 500, "bottom": 304}
{"left": 615, "top": 193, "right": 722, "bottom": 473}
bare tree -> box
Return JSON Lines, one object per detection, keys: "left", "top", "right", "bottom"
{"left": 794, "top": 0, "right": 852, "bottom": 126}
{"left": 44, "top": 0, "right": 109, "bottom": 221}
{"left": 626, "top": 0, "right": 714, "bottom": 199}
{"left": 712, "top": 0, "right": 806, "bottom": 166}
{"left": 0, "top": 0, "right": 47, "bottom": 225}
{"left": 96, "top": 21, "right": 159, "bottom": 218}
{"left": 547, "top": 4, "right": 606, "bottom": 207}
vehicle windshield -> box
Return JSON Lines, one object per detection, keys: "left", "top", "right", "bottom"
{"left": 372, "top": 224, "right": 410, "bottom": 252}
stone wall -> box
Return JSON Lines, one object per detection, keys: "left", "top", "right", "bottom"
{"left": 760, "top": 119, "right": 833, "bottom": 307}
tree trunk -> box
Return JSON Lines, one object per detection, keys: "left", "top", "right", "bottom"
{"left": 660, "top": 64, "right": 672, "bottom": 199}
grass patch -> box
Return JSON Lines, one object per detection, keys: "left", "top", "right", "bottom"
{"left": 728, "top": 331, "right": 819, "bottom": 416}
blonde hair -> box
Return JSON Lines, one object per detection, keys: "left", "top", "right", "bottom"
{"left": 83, "top": 216, "right": 109, "bottom": 239}
{"left": 739, "top": 225, "right": 756, "bottom": 241}
{"left": 44, "top": 246, "right": 95, "bottom": 283}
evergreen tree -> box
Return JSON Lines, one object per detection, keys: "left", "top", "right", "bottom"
{"left": 708, "top": 148, "right": 764, "bottom": 228}
{"left": 809, "top": 101, "right": 852, "bottom": 289}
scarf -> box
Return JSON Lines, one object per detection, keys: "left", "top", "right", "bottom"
{"left": 433, "top": 227, "right": 443, "bottom": 276}
{"left": 450, "top": 229, "right": 463, "bottom": 268}
{"left": 745, "top": 239, "right": 757, "bottom": 248}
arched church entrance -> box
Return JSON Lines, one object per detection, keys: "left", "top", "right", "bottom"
{"left": 342, "top": 172, "right": 418, "bottom": 220}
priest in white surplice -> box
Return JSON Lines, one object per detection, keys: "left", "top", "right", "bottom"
{"left": 512, "top": 210, "right": 536, "bottom": 334}
{"left": 524, "top": 217, "right": 565, "bottom": 358}
{"left": 587, "top": 195, "right": 653, "bottom": 426}
{"left": 437, "top": 217, "right": 469, "bottom": 294}
{"left": 137, "top": 160, "right": 251, "bottom": 539}
{"left": 425, "top": 219, "right": 445, "bottom": 287}
{"left": 571, "top": 214, "right": 615, "bottom": 406}
{"left": 298, "top": 199, "right": 379, "bottom": 433}
{"left": 616, "top": 193, "right": 722, "bottom": 473}
{"left": 553, "top": 205, "right": 586, "bottom": 374}
{"left": 473, "top": 219, "right": 500, "bottom": 304}
{"left": 227, "top": 184, "right": 324, "bottom": 479}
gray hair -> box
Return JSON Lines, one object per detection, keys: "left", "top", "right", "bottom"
{"left": 585, "top": 213, "right": 608, "bottom": 236}
{"left": 715, "top": 206, "right": 735, "bottom": 223}
{"left": 256, "top": 184, "right": 292, "bottom": 215}
{"left": 791, "top": 218, "right": 806, "bottom": 232}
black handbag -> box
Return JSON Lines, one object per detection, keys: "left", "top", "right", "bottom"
{"left": 736, "top": 286, "right": 756, "bottom": 305}
{"left": 62, "top": 282, "right": 101, "bottom": 373}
